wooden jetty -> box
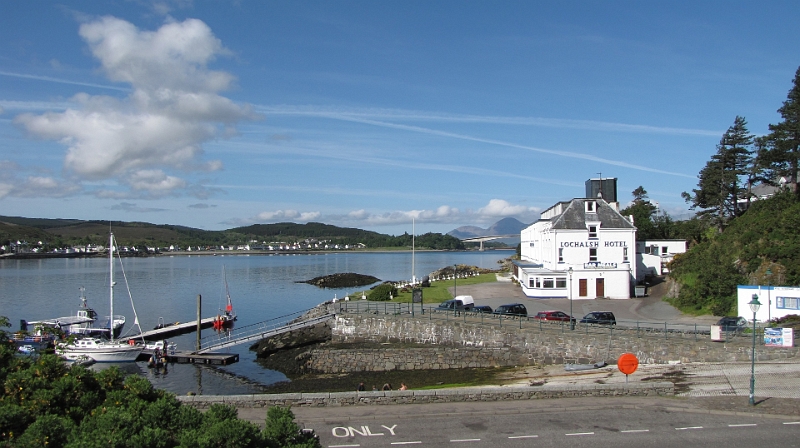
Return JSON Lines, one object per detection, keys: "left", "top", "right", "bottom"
{"left": 119, "top": 316, "right": 223, "bottom": 342}
{"left": 136, "top": 350, "right": 238, "bottom": 365}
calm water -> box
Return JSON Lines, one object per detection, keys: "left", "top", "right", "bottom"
{"left": 0, "top": 250, "right": 510, "bottom": 395}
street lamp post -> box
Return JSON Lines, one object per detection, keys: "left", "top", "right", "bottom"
{"left": 568, "top": 267, "right": 574, "bottom": 330}
{"left": 748, "top": 294, "right": 762, "bottom": 406}
{"left": 453, "top": 265, "right": 457, "bottom": 298}
{"left": 766, "top": 268, "right": 772, "bottom": 322}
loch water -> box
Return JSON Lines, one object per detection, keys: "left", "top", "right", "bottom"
{"left": 0, "top": 250, "right": 511, "bottom": 395}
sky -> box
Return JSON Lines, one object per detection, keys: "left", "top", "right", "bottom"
{"left": 2, "top": 1, "right": 800, "bottom": 236}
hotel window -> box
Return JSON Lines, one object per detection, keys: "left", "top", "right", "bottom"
{"left": 588, "top": 225, "right": 597, "bottom": 238}
{"left": 556, "top": 278, "right": 567, "bottom": 288}
{"left": 589, "top": 248, "right": 598, "bottom": 262}
{"left": 623, "top": 247, "right": 628, "bottom": 262}
{"left": 535, "top": 278, "right": 541, "bottom": 288}
{"left": 543, "top": 278, "right": 554, "bottom": 288}
{"left": 586, "top": 201, "right": 595, "bottom": 212}
{"left": 662, "top": 246, "right": 668, "bottom": 255}
{"left": 529, "top": 242, "right": 534, "bottom": 247}
{"left": 558, "top": 248, "right": 564, "bottom": 262}
{"left": 529, "top": 278, "right": 535, "bottom": 288}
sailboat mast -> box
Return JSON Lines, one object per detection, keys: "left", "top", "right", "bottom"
{"left": 412, "top": 218, "right": 415, "bottom": 285}
{"left": 109, "top": 232, "right": 114, "bottom": 343}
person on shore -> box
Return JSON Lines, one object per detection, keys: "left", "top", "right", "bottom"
{"left": 372, "top": 385, "right": 377, "bottom": 391}
{"left": 357, "top": 382, "right": 365, "bottom": 391}
{"left": 382, "top": 383, "right": 392, "bottom": 391}
{"left": 399, "top": 383, "right": 407, "bottom": 390}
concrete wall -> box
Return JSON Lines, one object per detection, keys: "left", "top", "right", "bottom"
{"left": 177, "top": 382, "right": 674, "bottom": 408}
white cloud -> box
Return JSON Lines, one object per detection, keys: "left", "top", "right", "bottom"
{"left": 13, "top": 16, "right": 256, "bottom": 197}
{"left": 126, "top": 169, "right": 187, "bottom": 192}
{"left": 477, "top": 199, "right": 537, "bottom": 217}
{"left": 254, "top": 209, "right": 321, "bottom": 222}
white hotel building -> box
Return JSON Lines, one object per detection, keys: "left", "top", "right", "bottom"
{"left": 513, "top": 193, "right": 637, "bottom": 300}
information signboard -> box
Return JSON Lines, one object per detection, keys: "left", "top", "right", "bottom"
{"left": 764, "top": 327, "right": 794, "bottom": 347}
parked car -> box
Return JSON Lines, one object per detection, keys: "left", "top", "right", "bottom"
{"left": 493, "top": 303, "right": 527, "bottom": 317}
{"left": 473, "top": 305, "right": 493, "bottom": 313}
{"left": 533, "top": 310, "right": 575, "bottom": 323}
{"left": 716, "top": 316, "right": 748, "bottom": 333}
{"left": 580, "top": 311, "right": 616, "bottom": 325}
{"left": 437, "top": 296, "right": 474, "bottom": 311}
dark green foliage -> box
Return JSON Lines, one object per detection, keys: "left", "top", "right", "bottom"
{"left": 368, "top": 283, "right": 398, "bottom": 301}
{"left": 669, "top": 192, "right": 800, "bottom": 315}
{"left": 760, "top": 67, "right": 800, "bottom": 196}
{"left": 0, "top": 318, "right": 321, "bottom": 448}
{"left": 263, "top": 406, "right": 319, "bottom": 448}
{"left": 682, "top": 116, "right": 754, "bottom": 229}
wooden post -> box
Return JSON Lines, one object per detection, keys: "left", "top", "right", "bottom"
{"left": 196, "top": 294, "right": 201, "bottom": 352}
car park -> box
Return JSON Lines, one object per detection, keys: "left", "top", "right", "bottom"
{"left": 533, "top": 310, "right": 575, "bottom": 323}
{"left": 716, "top": 316, "right": 748, "bottom": 333}
{"left": 580, "top": 311, "right": 616, "bottom": 325}
{"left": 473, "top": 305, "right": 493, "bottom": 313}
{"left": 493, "top": 303, "right": 527, "bottom": 317}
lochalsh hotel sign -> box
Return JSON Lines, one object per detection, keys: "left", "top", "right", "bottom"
{"left": 560, "top": 240, "right": 629, "bottom": 248}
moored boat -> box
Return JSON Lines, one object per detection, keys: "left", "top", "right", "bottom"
{"left": 56, "top": 233, "right": 143, "bottom": 363}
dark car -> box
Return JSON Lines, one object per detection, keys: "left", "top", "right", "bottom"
{"left": 493, "top": 303, "right": 527, "bottom": 317}
{"left": 580, "top": 311, "right": 616, "bottom": 325}
{"left": 437, "top": 298, "right": 473, "bottom": 311}
{"left": 533, "top": 310, "right": 575, "bottom": 323}
{"left": 473, "top": 305, "right": 493, "bottom": 313}
{"left": 716, "top": 316, "right": 748, "bottom": 333}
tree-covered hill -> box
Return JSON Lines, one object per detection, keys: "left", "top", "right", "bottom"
{"left": 0, "top": 217, "right": 465, "bottom": 251}
{"left": 669, "top": 191, "right": 799, "bottom": 315}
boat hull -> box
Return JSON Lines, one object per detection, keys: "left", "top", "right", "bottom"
{"left": 58, "top": 340, "right": 143, "bottom": 363}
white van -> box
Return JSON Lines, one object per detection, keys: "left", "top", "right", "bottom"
{"left": 437, "top": 295, "right": 475, "bottom": 311}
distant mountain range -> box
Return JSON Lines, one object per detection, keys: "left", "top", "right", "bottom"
{"left": 447, "top": 217, "right": 528, "bottom": 241}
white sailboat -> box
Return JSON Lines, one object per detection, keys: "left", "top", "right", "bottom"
{"left": 57, "top": 233, "right": 143, "bottom": 363}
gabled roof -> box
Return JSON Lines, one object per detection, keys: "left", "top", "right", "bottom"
{"left": 550, "top": 198, "right": 635, "bottom": 230}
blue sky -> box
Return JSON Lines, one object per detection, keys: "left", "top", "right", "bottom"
{"left": 2, "top": 1, "right": 800, "bottom": 235}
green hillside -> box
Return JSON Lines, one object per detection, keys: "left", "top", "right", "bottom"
{"left": 668, "top": 191, "right": 799, "bottom": 315}
{"left": 0, "top": 217, "right": 464, "bottom": 251}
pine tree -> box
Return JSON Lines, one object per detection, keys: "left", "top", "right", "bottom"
{"left": 682, "top": 116, "right": 754, "bottom": 229}
{"left": 761, "top": 66, "right": 800, "bottom": 195}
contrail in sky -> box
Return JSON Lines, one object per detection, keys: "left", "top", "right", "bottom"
{"left": 0, "top": 70, "right": 129, "bottom": 92}
{"left": 256, "top": 106, "right": 696, "bottom": 179}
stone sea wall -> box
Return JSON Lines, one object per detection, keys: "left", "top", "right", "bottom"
{"left": 306, "top": 347, "right": 527, "bottom": 373}
{"left": 329, "top": 314, "right": 800, "bottom": 367}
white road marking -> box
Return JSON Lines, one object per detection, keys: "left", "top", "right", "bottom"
{"left": 508, "top": 435, "right": 538, "bottom": 439}
{"left": 676, "top": 426, "right": 703, "bottom": 430}
{"left": 621, "top": 429, "right": 650, "bottom": 433}
{"left": 566, "top": 432, "right": 595, "bottom": 436}
{"left": 450, "top": 439, "right": 481, "bottom": 442}
{"left": 783, "top": 422, "right": 800, "bottom": 425}
{"left": 391, "top": 442, "right": 422, "bottom": 445}
{"left": 728, "top": 424, "right": 757, "bottom": 427}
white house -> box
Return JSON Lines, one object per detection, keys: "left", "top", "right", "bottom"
{"left": 737, "top": 285, "right": 800, "bottom": 323}
{"left": 636, "top": 239, "right": 687, "bottom": 278}
{"left": 514, "top": 197, "right": 637, "bottom": 300}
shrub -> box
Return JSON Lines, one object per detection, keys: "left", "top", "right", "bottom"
{"left": 368, "top": 283, "right": 397, "bottom": 301}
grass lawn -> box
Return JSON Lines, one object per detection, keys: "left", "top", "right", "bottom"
{"left": 352, "top": 272, "right": 499, "bottom": 304}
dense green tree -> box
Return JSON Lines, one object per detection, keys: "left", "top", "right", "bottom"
{"left": 682, "top": 116, "right": 754, "bottom": 230}
{"left": 0, "top": 316, "right": 321, "bottom": 448}
{"left": 620, "top": 186, "right": 658, "bottom": 239}
{"left": 760, "top": 66, "right": 800, "bottom": 196}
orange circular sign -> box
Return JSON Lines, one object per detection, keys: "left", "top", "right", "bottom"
{"left": 617, "top": 353, "right": 639, "bottom": 375}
